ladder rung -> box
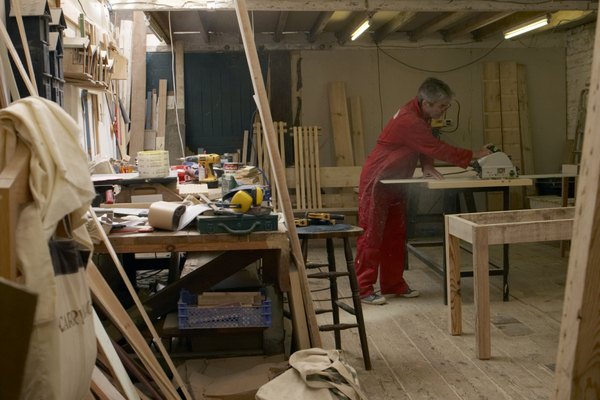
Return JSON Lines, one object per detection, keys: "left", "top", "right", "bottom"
{"left": 319, "top": 323, "right": 359, "bottom": 332}
{"left": 307, "top": 271, "right": 349, "bottom": 279}
{"left": 336, "top": 301, "right": 356, "bottom": 315}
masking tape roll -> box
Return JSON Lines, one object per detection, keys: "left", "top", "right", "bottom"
{"left": 148, "top": 201, "right": 186, "bottom": 230}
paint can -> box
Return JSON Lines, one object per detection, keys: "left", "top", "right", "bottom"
{"left": 223, "top": 161, "right": 241, "bottom": 175}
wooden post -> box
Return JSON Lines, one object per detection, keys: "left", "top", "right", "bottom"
{"left": 445, "top": 215, "right": 462, "bottom": 336}
{"left": 128, "top": 11, "right": 147, "bottom": 157}
{"left": 553, "top": 13, "right": 600, "bottom": 399}
{"left": 234, "top": 0, "right": 321, "bottom": 348}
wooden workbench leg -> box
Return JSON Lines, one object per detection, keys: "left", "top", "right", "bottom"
{"left": 446, "top": 216, "right": 462, "bottom": 335}
{"left": 473, "top": 227, "right": 491, "bottom": 360}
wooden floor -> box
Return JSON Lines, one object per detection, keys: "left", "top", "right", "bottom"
{"left": 306, "top": 240, "right": 567, "bottom": 400}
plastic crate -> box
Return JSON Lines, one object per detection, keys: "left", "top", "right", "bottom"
{"left": 178, "top": 289, "right": 272, "bottom": 329}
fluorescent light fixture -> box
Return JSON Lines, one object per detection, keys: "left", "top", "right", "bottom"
{"left": 504, "top": 16, "right": 549, "bottom": 39}
{"left": 351, "top": 19, "right": 371, "bottom": 41}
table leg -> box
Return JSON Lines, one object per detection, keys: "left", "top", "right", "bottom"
{"left": 502, "top": 187, "right": 510, "bottom": 301}
{"left": 473, "top": 227, "right": 491, "bottom": 360}
{"left": 446, "top": 217, "right": 462, "bottom": 335}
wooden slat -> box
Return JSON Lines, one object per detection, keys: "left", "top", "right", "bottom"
{"left": 128, "top": 11, "right": 147, "bottom": 157}
{"left": 175, "top": 41, "right": 185, "bottom": 109}
{"left": 11, "top": 0, "right": 38, "bottom": 95}
{"left": 235, "top": 0, "right": 321, "bottom": 348}
{"left": 288, "top": 267, "right": 310, "bottom": 349}
{"left": 327, "top": 81, "right": 354, "bottom": 166}
{"left": 242, "top": 129, "right": 249, "bottom": 165}
{"left": 0, "top": 143, "right": 30, "bottom": 280}
{"left": 88, "top": 209, "right": 192, "bottom": 400}
{"left": 482, "top": 61, "right": 503, "bottom": 211}
{"left": 88, "top": 263, "right": 180, "bottom": 399}
{"left": 90, "top": 366, "right": 127, "bottom": 400}
{"left": 349, "top": 96, "right": 366, "bottom": 165}
{"left": 313, "top": 127, "right": 323, "bottom": 208}
{"left": 445, "top": 217, "right": 462, "bottom": 336}
{"left": 93, "top": 311, "right": 139, "bottom": 400}
{"left": 303, "top": 126, "right": 313, "bottom": 208}
{"left": 499, "top": 62, "right": 522, "bottom": 166}
{"left": 293, "top": 126, "right": 300, "bottom": 209}
{"left": 297, "top": 126, "right": 306, "bottom": 209}
{"left": 472, "top": 226, "right": 491, "bottom": 360}
{"left": 156, "top": 79, "right": 167, "bottom": 141}
{"left": 554, "top": 15, "right": 600, "bottom": 397}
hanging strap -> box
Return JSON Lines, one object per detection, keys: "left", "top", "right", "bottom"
{"left": 289, "top": 348, "right": 369, "bottom": 400}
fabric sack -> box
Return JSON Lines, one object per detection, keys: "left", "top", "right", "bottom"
{"left": 255, "top": 348, "right": 368, "bottom": 400}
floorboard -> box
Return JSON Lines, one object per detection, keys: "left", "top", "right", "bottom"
{"left": 304, "top": 240, "right": 567, "bottom": 400}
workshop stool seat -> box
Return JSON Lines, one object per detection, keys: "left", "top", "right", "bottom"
{"left": 296, "top": 224, "right": 371, "bottom": 370}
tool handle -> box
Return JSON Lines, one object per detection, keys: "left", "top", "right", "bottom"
{"left": 218, "top": 221, "right": 259, "bottom": 235}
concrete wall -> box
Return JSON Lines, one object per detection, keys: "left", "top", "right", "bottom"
{"left": 298, "top": 38, "right": 568, "bottom": 174}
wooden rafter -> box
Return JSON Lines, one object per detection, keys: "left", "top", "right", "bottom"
{"left": 111, "top": 0, "right": 598, "bottom": 12}
{"left": 409, "top": 12, "right": 469, "bottom": 41}
{"left": 335, "top": 11, "right": 370, "bottom": 45}
{"left": 274, "top": 11, "right": 289, "bottom": 42}
{"left": 443, "top": 11, "right": 513, "bottom": 41}
{"left": 374, "top": 11, "right": 417, "bottom": 43}
{"left": 146, "top": 12, "right": 171, "bottom": 45}
{"left": 473, "top": 11, "right": 545, "bottom": 40}
{"left": 308, "top": 11, "right": 334, "bottom": 42}
{"left": 195, "top": 11, "right": 210, "bottom": 43}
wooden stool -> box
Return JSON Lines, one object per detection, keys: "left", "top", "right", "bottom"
{"left": 297, "top": 224, "right": 372, "bottom": 370}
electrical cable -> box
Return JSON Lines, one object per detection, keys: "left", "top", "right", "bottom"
{"left": 439, "top": 99, "right": 461, "bottom": 134}
{"left": 376, "top": 40, "right": 504, "bottom": 73}
{"left": 168, "top": 11, "right": 186, "bottom": 159}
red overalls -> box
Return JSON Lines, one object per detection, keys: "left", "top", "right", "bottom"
{"left": 355, "top": 97, "right": 473, "bottom": 297}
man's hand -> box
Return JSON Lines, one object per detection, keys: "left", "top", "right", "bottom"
{"left": 422, "top": 165, "right": 444, "bottom": 180}
{"left": 472, "top": 144, "right": 494, "bottom": 159}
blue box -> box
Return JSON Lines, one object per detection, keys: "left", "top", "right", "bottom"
{"left": 177, "top": 289, "right": 272, "bottom": 329}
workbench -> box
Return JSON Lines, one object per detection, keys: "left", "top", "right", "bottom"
{"left": 445, "top": 207, "right": 574, "bottom": 359}
{"left": 381, "top": 170, "right": 532, "bottom": 302}
{"left": 93, "top": 222, "right": 290, "bottom": 350}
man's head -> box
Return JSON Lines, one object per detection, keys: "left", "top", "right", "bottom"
{"left": 417, "top": 77, "right": 453, "bottom": 120}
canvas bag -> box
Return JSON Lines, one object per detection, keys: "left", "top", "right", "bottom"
{"left": 255, "top": 348, "right": 368, "bottom": 400}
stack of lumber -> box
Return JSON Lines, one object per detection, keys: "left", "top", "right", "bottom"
{"left": 482, "top": 61, "right": 534, "bottom": 209}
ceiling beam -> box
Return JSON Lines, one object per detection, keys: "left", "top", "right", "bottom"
{"left": 111, "top": 0, "right": 597, "bottom": 12}
{"left": 146, "top": 12, "right": 171, "bottom": 45}
{"left": 274, "top": 11, "right": 289, "bottom": 42}
{"left": 335, "top": 11, "right": 370, "bottom": 45}
{"left": 443, "top": 12, "right": 513, "bottom": 42}
{"left": 374, "top": 11, "right": 417, "bottom": 43}
{"left": 195, "top": 11, "right": 210, "bottom": 43}
{"left": 409, "top": 12, "right": 469, "bottom": 42}
{"left": 474, "top": 11, "right": 545, "bottom": 40}
{"left": 308, "top": 11, "right": 334, "bottom": 42}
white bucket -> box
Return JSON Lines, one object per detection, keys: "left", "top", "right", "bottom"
{"left": 138, "top": 150, "right": 170, "bottom": 178}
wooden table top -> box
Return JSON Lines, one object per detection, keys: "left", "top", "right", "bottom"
{"left": 380, "top": 176, "right": 532, "bottom": 189}
{"left": 94, "top": 224, "right": 290, "bottom": 254}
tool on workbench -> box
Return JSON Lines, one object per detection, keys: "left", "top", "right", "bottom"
{"left": 471, "top": 145, "right": 518, "bottom": 179}
{"left": 180, "top": 153, "right": 220, "bottom": 188}
{"left": 295, "top": 212, "right": 345, "bottom": 226}
{"left": 220, "top": 185, "right": 265, "bottom": 213}
{"left": 198, "top": 193, "right": 237, "bottom": 216}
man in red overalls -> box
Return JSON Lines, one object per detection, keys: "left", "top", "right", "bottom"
{"left": 356, "top": 77, "right": 492, "bottom": 305}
